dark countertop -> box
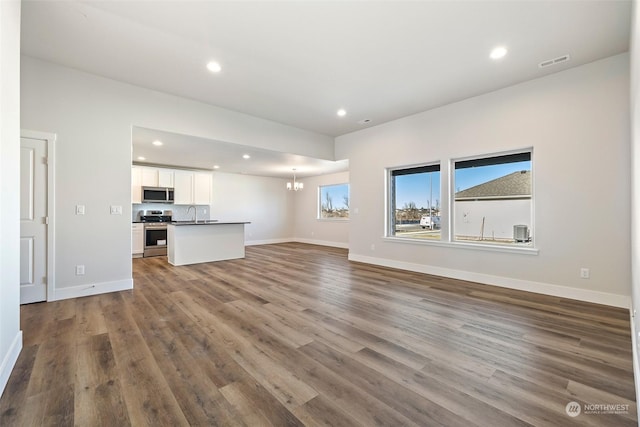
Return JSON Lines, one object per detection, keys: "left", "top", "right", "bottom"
{"left": 169, "top": 220, "right": 250, "bottom": 226}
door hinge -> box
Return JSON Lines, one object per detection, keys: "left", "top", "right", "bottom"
{"left": 43, "top": 217, "right": 49, "bottom": 225}
{"left": 42, "top": 157, "right": 48, "bottom": 165}
{"left": 42, "top": 276, "right": 47, "bottom": 284}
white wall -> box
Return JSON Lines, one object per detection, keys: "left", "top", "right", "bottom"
{"left": 20, "top": 55, "right": 333, "bottom": 299}
{"left": 211, "top": 172, "right": 294, "bottom": 245}
{"left": 337, "top": 54, "right": 631, "bottom": 307}
{"left": 0, "top": 0, "right": 22, "bottom": 398}
{"left": 293, "top": 171, "right": 350, "bottom": 248}
{"left": 454, "top": 199, "right": 531, "bottom": 241}
{"left": 629, "top": 0, "right": 640, "bottom": 415}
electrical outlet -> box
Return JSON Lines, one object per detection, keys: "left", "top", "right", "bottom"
{"left": 110, "top": 205, "right": 122, "bottom": 215}
{"left": 580, "top": 268, "right": 590, "bottom": 279}
{"left": 76, "top": 205, "right": 85, "bottom": 215}
{"left": 76, "top": 265, "right": 85, "bottom": 275}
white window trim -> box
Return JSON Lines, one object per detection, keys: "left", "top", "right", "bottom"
{"left": 386, "top": 161, "right": 442, "bottom": 238}
{"left": 450, "top": 148, "right": 534, "bottom": 248}
{"left": 383, "top": 235, "right": 539, "bottom": 255}
{"left": 384, "top": 148, "right": 536, "bottom": 254}
{"left": 318, "top": 182, "right": 350, "bottom": 221}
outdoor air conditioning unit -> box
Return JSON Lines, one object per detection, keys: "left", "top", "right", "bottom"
{"left": 513, "top": 225, "right": 530, "bottom": 242}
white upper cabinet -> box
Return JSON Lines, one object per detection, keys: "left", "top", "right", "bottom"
{"left": 141, "top": 168, "right": 159, "bottom": 187}
{"left": 158, "top": 169, "right": 174, "bottom": 187}
{"left": 194, "top": 172, "right": 212, "bottom": 205}
{"left": 174, "top": 170, "right": 194, "bottom": 205}
{"left": 132, "top": 166, "right": 142, "bottom": 203}
{"left": 132, "top": 166, "right": 211, "bottom": 205}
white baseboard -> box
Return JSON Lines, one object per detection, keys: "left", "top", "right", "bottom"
{"left": 0, "top": 330, "right": 22, "bottom": 399}
{"left": 246, "top": 238, "right": 348, "bottom": 249}
{"left": 293, "top": 238, "right": 349, "bottom": 249}
{"left": 50, "top": 278, "right": 133, "bottom": 301}
{"left": 245, "top": 238, "right": 293, "bottom": 246}
{"left": 630, "top": 311, "right": 640, "bottom": 422}
{"left": 349, "top": 253, "right": 631, "bottom": 308}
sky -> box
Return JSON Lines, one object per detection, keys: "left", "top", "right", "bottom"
{"left": 394, "top": 160, "right": 531, "bottom": 209}
{"left": 395, "top": 172, "right": 441, "bottom": 209}
{"left": 320, "top": 183, "right": 349, "bottom": 210}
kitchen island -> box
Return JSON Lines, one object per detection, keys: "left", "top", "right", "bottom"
{"left": 167, "top": 221, "right": 250, "bottom": 266}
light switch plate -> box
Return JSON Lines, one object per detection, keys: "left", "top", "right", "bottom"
{"left": 580, "top": 268, "right": 590, "bottom": 279}
{"left": 110, "top": 205, "right": 122, "bottom": 215}
{"left": 76, "top": 205, "right": 85, "bottom": 215}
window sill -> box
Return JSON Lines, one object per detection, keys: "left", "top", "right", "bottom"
{"left": 383, "top": 236, "right": 539, "bottom": 255}
{"left": 317, "top": 218, "right": 350, "bottom": 222}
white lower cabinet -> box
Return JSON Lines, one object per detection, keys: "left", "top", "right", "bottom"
{"left": 132, "top": 223, "right": 144, "bottom": 257}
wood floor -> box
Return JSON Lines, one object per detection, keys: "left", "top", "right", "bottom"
{"left": 0, "top": 243, "right": 636, "bottom": 426}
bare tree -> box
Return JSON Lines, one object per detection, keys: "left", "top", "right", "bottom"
{"left": 343, "top": 194, "right": 349, "bottom": 209}
{"left": 323, "top": 192, "right": 333, "bottom": 212}
{"left": 402, "top": 201, "right": 419, "bottom": 221}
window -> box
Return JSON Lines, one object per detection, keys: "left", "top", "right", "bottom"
{"left": 319, "top": 183, "right": 349, "bottom": 219}
{"left": 453, "top": 150, "right": 532, "bottom": 245}
{"left": 388, "top": 164, "right": 441, "bottom": 240}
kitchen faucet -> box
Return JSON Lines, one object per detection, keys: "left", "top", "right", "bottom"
{"left": 187, "top": 205, "right": 197, "bottom": 222}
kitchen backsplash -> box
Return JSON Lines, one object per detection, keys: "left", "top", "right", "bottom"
{"left": 132, "top": 203, "right": 210, "bottom": 222}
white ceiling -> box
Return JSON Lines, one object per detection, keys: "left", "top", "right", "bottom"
{"left": 132, "top": 127, "right": 348, "bottom": 178}
{"left": 21, "top": 1, "right": 631, "bottom": 175}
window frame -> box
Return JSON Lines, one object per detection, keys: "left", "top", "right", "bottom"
{"left": 382, "top": 149, "right": 538, "bottom": 255}
{"left": 386, "top": 162, "right": 442, "bottom": 240}
{"left": 450, "top": 148, "right": 534, "bottom": 248}
{"left": 317, "top": 182, "right": 350, "bottom": 221}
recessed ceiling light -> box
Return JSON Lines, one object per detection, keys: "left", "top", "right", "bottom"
{"left": 242, "top": 154, "right": 250, "bottom": 159}
{"left": 490, "top": 46, "right": 508, "bottom": 60}
{"left": 137, "top": 156, "right": 146, "bottom": 161}
{"left": 207, "top": 61, "right": 222, "bottom": 73}
{"left": 213, "top": 165, "right": 220, "bottom": 169}
{"left": 152, "top": 140, "right": 163, "bottom": 146}
{"left": 337, "top": 109, "right": 347, "bottom": 117}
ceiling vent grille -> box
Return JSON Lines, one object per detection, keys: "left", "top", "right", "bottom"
{"left": 538, "top": 54, "right": 571, "bottom": 69}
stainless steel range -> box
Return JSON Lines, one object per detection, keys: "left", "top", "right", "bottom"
{"left": 139, "top": 210, "right": 172, "bottom": 257}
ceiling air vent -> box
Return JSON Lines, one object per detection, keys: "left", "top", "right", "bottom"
{"left": 538, "top": 54, "right": 571, "bottom": 69}
{"left": 357, "top": 118, "right": 372, "bottom": 125}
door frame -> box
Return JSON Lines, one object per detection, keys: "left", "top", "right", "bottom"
{"left": 20, "top": 129, "right": 56, "bottom": 302}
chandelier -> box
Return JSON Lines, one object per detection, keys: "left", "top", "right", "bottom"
{"left": 286, "top": 168, "right": 304, "bottom": 191}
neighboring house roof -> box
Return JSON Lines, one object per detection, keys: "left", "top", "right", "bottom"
{"left": 455, "top": 170, "right": 531, "bottom": 200}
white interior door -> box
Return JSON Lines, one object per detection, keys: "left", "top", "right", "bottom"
{"left": 20, "top": 137, "right": 48, "bottom": 304}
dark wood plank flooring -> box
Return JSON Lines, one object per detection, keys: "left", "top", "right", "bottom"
{"left": 0, "top": 242, "right": 636, "bottom": 426}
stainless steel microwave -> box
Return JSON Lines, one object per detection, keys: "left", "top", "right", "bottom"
{"left": 142, "top": 186, "right": 174, "bottom": 203}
